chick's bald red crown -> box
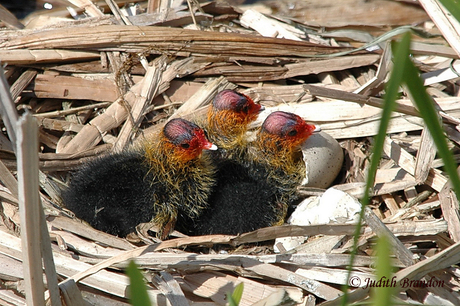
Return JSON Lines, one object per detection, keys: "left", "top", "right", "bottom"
{"left": 212, "top": 89, "right": 263, "bottom": 116}
{"left": 261, "top": 111, "right": 317, "bottom": 143}
{"left": 163, "top": 118, "right": 217, "bottom": 161}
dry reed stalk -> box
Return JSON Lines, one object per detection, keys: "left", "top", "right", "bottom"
{"left": 363, "top": 207, "right": 415, "bottom": 267}
{"left": 2, "top": 0, "right": 460, "bottom": 304}
{"left": 154, "top": 272, "right": 189, "bottom": 306}
{"left": 0, "top": 49, "right": 100, "bottom": 65}
{"left": 16, "top": 113, "right": 46, "bottom": 306}
{"left": 32, "top": 74, "right": 119, "bottom": 101}
{"left": 0, "top": 160, "right": 18, "bottom": 199}
{"left": 67, "top": 0, "right": 105, "bottom": 17}
{"left": 113, "top": 55, "right": 168, "bottom": 151}
{"left": 168, "top": 75, "right": 236, "bottom": 120}
{"left": 418, "top": 0, "right": 460, "bottom": 57}
{"left": 251, "top": 288, "right": 305, "bottom": 306}
{"left": 414, "top": 127, "right": 437, "bottom": 183}
{"left": 11, "top": 97, "right": 62, "bottom": 305}
{"left": 10, "top": 69, "right": 37, "bottom": 100}
{"left": 326, "top": 239, "right": 460, "bottom": 305}
{"left": 439, "top": 182, "right": 460, "bottom": 242}
{"left": 0, "top": 229, "right": 162, "bottom": 301}
{"left": 244, "top": 262, "right": 342, "bottom": 300}
{"left": 0, "top": 25, "right": 344, "bottom": 57}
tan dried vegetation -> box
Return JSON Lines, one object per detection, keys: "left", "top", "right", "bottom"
{"left": 1, "top": 0, "right": 460, "bottom": 305}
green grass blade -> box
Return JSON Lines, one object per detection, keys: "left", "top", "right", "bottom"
{"left": 372, "top": 235, "right": 396, "bottom": 306}
{"left": 341, "top": 31, "right": 413, "bottom": 306}
{"left": 126, "top": 260, "right": 152, "bottom": 306}
{"left": 438, "top": 0, "right": 460, "bottom": 24}
{"left": 227, "top": 283, "right": 244, "bottom": 306}
{"left": 343, "top": 29, "right": 460, "bottom": 305}
{"left": 365, "top": 32, "right": 412, "bottom": 190}
{"left": 401, "top": 48, "right": 460, "bottom": 200}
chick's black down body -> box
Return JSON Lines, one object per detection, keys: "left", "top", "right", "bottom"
{"left": 187, "top": 159, "right": 281, "bottom": 235}
{"left": 62, "top": 118, "right": 217, "bottom": 238}
{"left": 62, "top": 150, "right": 155, "bottom": 237}
{"left": 188, "top": 111, "right": 316, "bottom": 236}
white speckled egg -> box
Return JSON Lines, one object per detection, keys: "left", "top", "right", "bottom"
{"left": 301, "top": 131, "right": 344, "bottom": 188}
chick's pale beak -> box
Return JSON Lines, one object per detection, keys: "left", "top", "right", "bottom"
{"left": 313, "top": 125, "right": 321, "bottom": 133}
{"left": 203, "top": 142, "right": 218, "bottom": 151}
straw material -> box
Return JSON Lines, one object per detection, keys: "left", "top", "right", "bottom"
{"left": 1, "top": 0, "right": 460, "bottom": 305}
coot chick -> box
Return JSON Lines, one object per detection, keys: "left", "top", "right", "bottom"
{"left": 175, "top": 89, "right": 263, "bottom": 234}
{"left": 204, "top": 89, "right": 263, "bottom": 162}
{"left": 62, "top": 118, "right": 217, "bottom": 238}
{"left": 191, "top": 111, "right": 317, "bottom": 235}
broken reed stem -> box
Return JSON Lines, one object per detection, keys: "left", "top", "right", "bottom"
{"left": 16, "top": 113, "right": 63, "bottom": 306}
{"left": 113, "top": 56, "right": 167, "bottom": 151}
{"left": 17, "top": 113, "right": 46, "bottom": 306}
{"left": 33, "top": 101, "right": 112, "bottom": 118}
{"left": 40, "top": 202, "right": 63, "bottom": 306}
{"left": 0, "top": 65, "right": 19, "bottom": 150}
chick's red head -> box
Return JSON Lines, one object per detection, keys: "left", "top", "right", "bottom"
{"left": 210, "top": 89, "right": 263, "bottom": 127}
{"left": 261, "top": 111, "right": 316, "bottom": 148}
{"left": 163, "top": 118, "right": 217, "bottom": 162}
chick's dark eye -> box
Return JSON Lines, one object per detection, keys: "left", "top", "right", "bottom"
{"left": 288, "top": 129, "right": 297, "bottom": 136}
{"left": 242, "top": 105, "right": 249, "bottom": 113}
{"left": 181, "top": 143, "right": 190, "bottom": 149}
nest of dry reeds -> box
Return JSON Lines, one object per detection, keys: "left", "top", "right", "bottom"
{"left": 1, "top": 0, "right": 460, "bottom": 305}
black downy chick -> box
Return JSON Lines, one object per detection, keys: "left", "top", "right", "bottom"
{"left": 191, "top": 111, "right": 317, "bottom": 235}
{"left": 62, "top": 118, "right": 217, "bottom": 238}
{"left": 174, "top": 89, "right": 264, "bottom": 234}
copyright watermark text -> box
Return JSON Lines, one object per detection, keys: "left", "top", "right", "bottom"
{"left": 348, "top": 276, "right": 445, "bottom": 289}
